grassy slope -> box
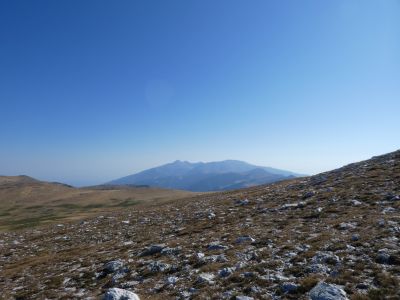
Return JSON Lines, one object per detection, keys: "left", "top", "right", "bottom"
{"left": 0, "top": 176, "right": 196, "bottom": 231}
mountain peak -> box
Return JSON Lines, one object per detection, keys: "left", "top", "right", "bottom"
{"left": 108, "top": 160, "right": 301, "bottom": 191}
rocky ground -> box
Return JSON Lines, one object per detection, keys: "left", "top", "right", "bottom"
{"left": 0, "top": 151, "right": 399, "bottom": 300}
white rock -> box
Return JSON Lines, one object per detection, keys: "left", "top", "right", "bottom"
{"left": 103, "top": 288, "right": 140, "bottom": 300}
{"left": 166, "top": 276, "right": 178, "bottom": 285}
{"left": 309, "top": 282, "right": 348, "bottom": 300}
{"left": 350, "top": 199, "right": 362, "bottom": 206}
{"left": 197, "top": 273, "right": 215, "bottom": 284}
{"left": 236, "top": 296, "right": 254, "bottom": 300}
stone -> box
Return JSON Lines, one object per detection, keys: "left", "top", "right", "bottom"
{"left": 309, "top": 282, "right": 348, "bottom": 300}
{"left": 147, "top": 261, "right": 170, "bottom": 273}
{"left": 207, "top": 241, "right": 228, "bottom": 251}
{"left": 311, "top": 252, "right": 340, "bottom": 265}
{"left": 356, "top": 283, "right": 369, "bottom": 290}
{"left": 306, "top": 263, "right": 330, "bottom": 274}
{"left": 208, "top": 212, "right": 216, "bottom": 219}
{"left": 350, "top": 199, "right": 362, "bottom": 206}
{"left": 236, "top": 199, "right": 250, "bottom": 206}
{"left": 104, "top": 260, "right": 124, "bottom": 273}
{"left": 338, "top": 222, "right": 356, "bottom": 230}
{"left": 160, "top": 247, "right": 181, "bottom": 256}
{"left": 202, "top": 254, "right": 228, "bottom": 263}
{"left": 282, "top": 282, "right": 299, "bottom": 293}
{"left": 303, "top": 191, "right": 315, "bottom": 199}
{"left": 376, "top": 249, "right": 390, "bottom": 264}
{"left": 139, "top": 244, "right": 166, "bottom": 256}
{"left": 103, "top": 288, "right": 140, "bottom": 300}
{"left": 235, "top": 296, "right": 254, "bottom": 300}
{"left": 166, "top": 276, "right": 178, "bottom": 285}
{"left": 111, "top": 269, "right": 128, "bottom": 283}
{"left": 236, "top": 236, "right": 255, "bottom": 244}
{"left": 196, "top": 252, "right": 205, "bottom": 259}
{"left": 280, "top": 202, "right": 306, "bottom": 210}
{"left": 219, "top": 267, "right": 234, "bottom": 277}
{"left": 197, "top": 273, "right": 215, "bottom": 285}
{"left": 382, "top": 207, "right": 396, "bottom": 214}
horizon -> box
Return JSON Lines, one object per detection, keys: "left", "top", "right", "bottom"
{"left": 2, "top": 151, "right": 398, "bottom": 187}
{"left": 1, "top": 0, "right": 399, "bottom": 186}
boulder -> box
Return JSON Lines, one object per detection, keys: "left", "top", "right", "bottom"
{"left": 103, "top": 288, "right": 140, "bottom": 300}
{"left": 309, "top": 282, "right": 348, "bottom": 300}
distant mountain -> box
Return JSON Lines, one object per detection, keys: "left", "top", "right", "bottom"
{"left": 108, "top": 160, "right": 304, "bottom": 192}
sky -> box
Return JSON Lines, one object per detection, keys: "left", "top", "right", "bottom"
{"left": 0, "top": 0, "right": 399, "bottom": 186}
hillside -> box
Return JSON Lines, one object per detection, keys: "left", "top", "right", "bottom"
{"left": 0, "top": 176, "right": 195, "bottom": 231}
{"left": 0, "top": 150, "right": 399, "bottom": 299}
{"left": 108, "top": 160, "right": 302, "bottom": 191}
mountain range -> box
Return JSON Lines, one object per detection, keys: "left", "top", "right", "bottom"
{"left": 108, "top": 160, "right": 304, "bottom": 191}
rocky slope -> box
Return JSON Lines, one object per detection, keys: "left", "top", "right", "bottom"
{"left": 0, "top": 150, "right": 399, "bottom": 299}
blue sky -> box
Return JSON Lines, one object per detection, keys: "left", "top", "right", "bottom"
{"left": 0, "top": 0, "right": 399, "bottom": 186}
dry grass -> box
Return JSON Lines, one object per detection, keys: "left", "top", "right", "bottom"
{"left": 0, "top": 175, "right": 196, "bottom": 231}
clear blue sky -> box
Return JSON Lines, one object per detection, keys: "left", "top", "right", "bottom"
{"left": 1, "top": 0, "right": 399, "bottom": 186}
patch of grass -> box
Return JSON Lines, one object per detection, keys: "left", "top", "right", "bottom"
{"left": 24, "top": 205, "right": 43, "bottom": 210}
{"left": 112, "top": 198, "right": 141, "bottom": 207}
{"left": 55, "top": 203, "right": 82, "bottom": 209}
{"left": 5, "top": 214, "right": 61, "bottom": 230}
{"left": 297, "top": 275, "right": 320, "bottom": 293}
{"left": 83, "top": 203, "right": 106, "bottom": 209}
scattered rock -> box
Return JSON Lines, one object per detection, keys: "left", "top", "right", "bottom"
{"left": 196, "top": 273, "right": 215, "bottom": 285}
{"left": 350, "top": 199, "right": 362, "bottom": 206}
{"left": 160, "top": 247, "right": 181, "bottom": 256}
{"left": 281, "top": 282, "right": 299, "bottom": 293}
{"left": 236, "top": 296, "right": 254, "bottom": 300}
{"left": 147, "top": 261, "right": 170, "bottom": 273}
{"left": 309, "top": 282, "right": 348, "bottom": 300}
{"left": 236, "top": 199, "right": 250, "bottom": 206}
{"left": 103, "top": 288, "right": 140, "bottom": 300}
{"left": 166, "top": 276, "right": 178, "bottom": 285}
{"left": 207, "top": 241, "right": 228, "bottom": 251}
{"left": 104, "top": 260, "right": 124, "bottom": 273}
{"left": 219, "top": 267, "right": 234, "bottom": 277}
{"left": 236, "top": 236, "right": 255, "bottom": 244}
{"left": 139, "top": 244, "right": 166, "bottom": 256}
{"left": 338, "top": 222, "right": 356, "bottom": 230}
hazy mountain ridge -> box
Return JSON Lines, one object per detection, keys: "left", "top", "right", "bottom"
{"left": 108, "top": 160, "right": 302, "bottom": 191}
